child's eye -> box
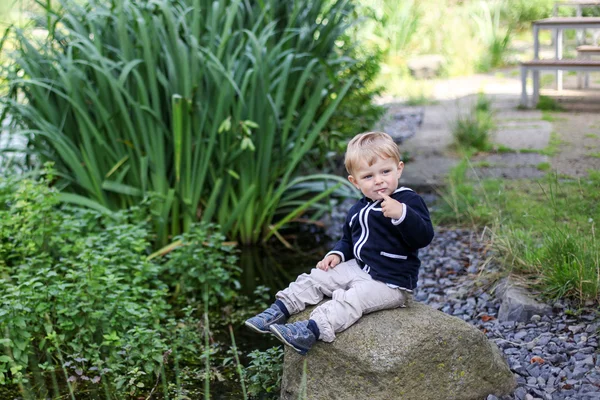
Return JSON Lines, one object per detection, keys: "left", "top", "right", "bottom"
{"left": 363, "top": 175, "right": 372, "bottom": 179}
{"left": 383, "top": 169, "right": 391, "bottom": 174}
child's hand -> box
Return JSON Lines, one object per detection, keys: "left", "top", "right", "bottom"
{"left": 380, "top": 193, "right": 404, "bottom": 220}
{"left": 316, "top": 254, "right": 341, "bottom": 271}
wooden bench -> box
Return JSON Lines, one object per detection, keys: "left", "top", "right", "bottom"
{"left": 577, "top": 45, "right": 600, "bottom": 88}
{"left": 520, "top": 59, "right": 600, "bottom": 107}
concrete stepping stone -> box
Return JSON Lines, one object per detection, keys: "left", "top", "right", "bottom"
{"left": 493, "top": 121, "right": 552, "bottom": 151}
{"left": 468, "top": 153, "right": 550, "bottom": 180}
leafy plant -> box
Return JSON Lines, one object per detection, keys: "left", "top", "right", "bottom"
{"left": 1, "top": 0, "right": 360, "bottom": 246}
{"left": 452, "top": 97, "right": 495, "bottom": 153}
{"left": 507, "top": 0, "right": 553, "bottom": 30}
{"left": 375, "top": 0, "right": 422, "bottom": 57}
{"left": 162, "top": 224, "right": 241, "bottom": 307}
{"left": 537, "top": 96, "right": 565, "bottom": 111}
{"left": 0, "top": 168, "right": 253, "bottom": 397}
{"left": 245, "top": 346, "right": 284, "bottom": 398}
{"left": 470, "top": 0, "right": 513, "bottom": 71}
{"left": 0, "top": 168, "right": 170, "bottom": 390}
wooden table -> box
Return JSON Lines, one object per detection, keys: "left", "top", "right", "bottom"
{"left": 533, "top": 17, "right": 600, "bottom": 90}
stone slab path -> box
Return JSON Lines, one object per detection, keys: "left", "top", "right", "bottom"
{"left": 377, "top": 69, "right": 600, "bottom": 189}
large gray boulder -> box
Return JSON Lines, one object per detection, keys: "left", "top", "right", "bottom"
{"left": 280, "top": 301, "right": 515, "bottom": 400}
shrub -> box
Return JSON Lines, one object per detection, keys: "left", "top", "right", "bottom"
{"left": 470, "top": 0, "right": 512, "bottom": 71}
{"left": 507, "top": 0, "right": 554, "bottom": 30}
{"left": 1, "top": 0, "right": 363, "bottom": 246}
{"left": 452, "top": 111, "right": 494, "bottom": 153}
{"left": 0, "top": 168, "right": 169, "bottom": 389}
{"left": 245, "top": 346, "right": 284, "bottom": 398}
{"left": 0, "top": 168, "right": 246, "bottom": 396}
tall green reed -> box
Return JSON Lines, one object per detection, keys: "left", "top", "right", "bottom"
{"left": 470, "top": 0, "right": 512, "bottom": 71}
{"left": 1, "top": 0, "right": 357, "bottom": 246}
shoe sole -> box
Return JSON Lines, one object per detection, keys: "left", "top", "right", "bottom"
{"left": 244, "top": 321, "right": 271, "bottom": 335}
{"left": 269, "top": 326, "right": 308, "bottom": 356}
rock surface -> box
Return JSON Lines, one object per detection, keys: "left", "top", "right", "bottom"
{"left": 494, "top": 278, "right": 553, "bottom": 323}
{"left": 280, "top": 301, "right": 515, "bottom": 400}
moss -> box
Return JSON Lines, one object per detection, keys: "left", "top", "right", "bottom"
{"left": 537, "top": 162, "right": 551, "bottom": 171}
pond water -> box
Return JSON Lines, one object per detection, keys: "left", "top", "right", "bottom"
{"left": 235, "top": 228, "right": 331, "bottom": 350}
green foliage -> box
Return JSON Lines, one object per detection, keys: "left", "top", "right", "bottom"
{"left": 372, "top": 0, "right": 422, "bottom": 57}
{"left": 452, "top": 95, "right": 495, "bottom": 153}
{"left": 164, "top": 225, "right": 240, "bottom": 307}
{"left": 435, "top": 170, "right": 600, "bottom": 304}
{"left": 537, "top": 96, "right": 565, "bottom": 111}
{"left": 507, "top": 0, "right": 553, "bottom": 30}
{"left": 536, "top": 162, "right": 551, "bottom": 171}
{"left": 310, "top": 43, "right": 386, "bottom": 171}
{"left": 470, "top": 0, "right": 513, "bottom": 71}
{"left": 0, "top": 169, "right": 250, "bottom": 396}
{"left": 0, "top": 167, "right": 170, "bottom": 388}
{"left": 245, "top": 346, "right": 284, "bottom": 398}
{"left": 475, "top": 92, "right": 492, "bottom": 113}
{"left": 433, "top": 159, "right": 498, "bottom": 227}
{"left": 1, "top": 0, "right": 362, "bottom": 246}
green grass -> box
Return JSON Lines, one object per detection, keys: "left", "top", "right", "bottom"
{"left": 452, "top": 94, "right": 494, "bottom": 153}
{"left": 495, "top": 145, "right": 516, "bottom": 154}
{"left": 585, "top": 133, "right": 599, "bottom": 139}
{"left": 519, "top": 148, "right": 539, "bottom": 154}
{"left": 434, "top": 167, "right": 600, "bottom": 304}
{"left": 474, "top": 161, "right": 492, "bottom": 168}
{"left": 588, "top": 152, "right": 600, "bottom": 158}
{"left": 536, "top": 162, "right": 551, "bottom": 171}
{"left": 537, "top": 96, "right": 565, "bottom": 112}
{"left": 539, "top": 132, "right": 564, "bottom": 156}
{"left": 541, "top": 111, "right": 567, "bottom": 122}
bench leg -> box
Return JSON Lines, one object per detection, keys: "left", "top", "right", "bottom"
{"left": 585, "top": 54, "right": 591, "bottom": 88}
{"left": 556, "top": 29, "right": 563, "bottom": 91}
{"left": 520, "top": 66, "right": 528, "bottom": 107}
{"left": 578, "top": 53, "right": 583, "bottom": 89}
{"left": 533, "top": 70, "right": 540, "bottom": 107}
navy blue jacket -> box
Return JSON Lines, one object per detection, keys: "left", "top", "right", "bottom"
{"left": 327, "top": 187, "right": 434, "bottom": 290}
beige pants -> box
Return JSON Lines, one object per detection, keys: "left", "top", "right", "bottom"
{"left": 276, "top": 259, "right": 409, "bottom": 342}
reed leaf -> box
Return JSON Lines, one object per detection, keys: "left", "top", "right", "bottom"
{"left": 2, "top": 0, "right": 361, "bottom": 246}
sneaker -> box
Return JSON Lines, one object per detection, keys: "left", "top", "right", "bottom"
{"left": 269, "top": 321, "right": 316, "bottom": 355}
{"left": 244, "top": 304, "right": 287, "bottom": 334}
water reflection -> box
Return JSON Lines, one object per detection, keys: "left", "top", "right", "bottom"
{"left": 238, "top": 242, "right": 326, "bottom": 298}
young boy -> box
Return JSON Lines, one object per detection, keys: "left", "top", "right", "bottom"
{"left": 245, "top": 131, "right": 434, "bottom": 355}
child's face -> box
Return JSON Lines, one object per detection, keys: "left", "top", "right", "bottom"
{"left": 348, "top": 157, "right": 404, "bottom": 201}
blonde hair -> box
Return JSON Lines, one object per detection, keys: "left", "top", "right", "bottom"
{"left": 344, "top": 131, "right": 401, "bottom": 175}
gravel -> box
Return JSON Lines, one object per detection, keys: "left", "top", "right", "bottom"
{"left": 416, "top": 228, "right": 600, "bottom": 400}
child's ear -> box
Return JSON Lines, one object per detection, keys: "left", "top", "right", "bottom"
{"left": 348, "top": 175, "right": 359, "bottom": 189}
{"left": 398, "top": 161, "right": 404, "bottom": 172}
